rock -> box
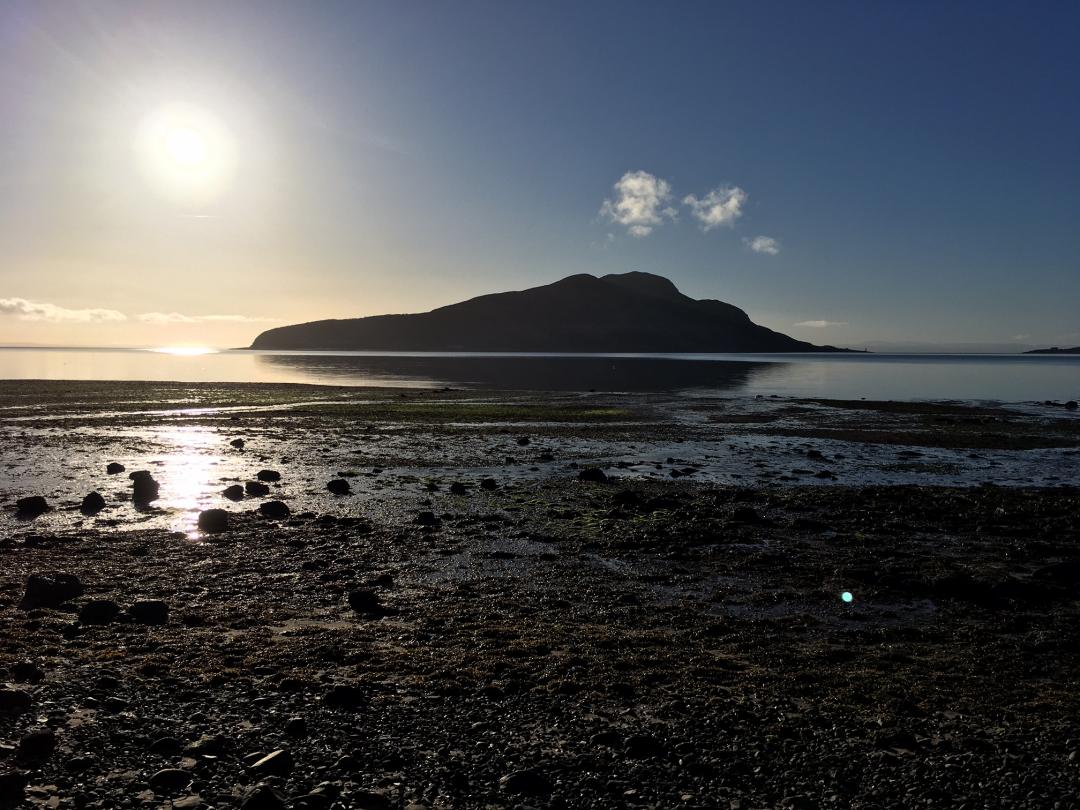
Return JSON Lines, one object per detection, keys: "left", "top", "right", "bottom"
{"left": 79, "top": 599, "right": 121, "bottom": 625}
{"left": 612, "top": 490, "right": 642, "bottom": 509}
{"left": 17, "top": 728, "right": 56, "bottom": 759}
{"left": 327, "top": 479, "right": 351, "bottom": 495}
{"left": 223, "top": 484, "right": 244, "bottom": 501}
{"left": 149, "top": 768, "right": 193, "bottom": 794}
{"left": 230, "top": 438, "right": 245, "bottom": 449}
{"left": 249, "top": 749, "right": 293, "bottom": 777}
{"left": 323, "top": 684, "right": 366, "bottom": 710}
{"left": 15, "top": 496, "right": 49, "bottom": 518}
{"left": 578, "top": 467, "right": 608, "bottom": 483}
{"left": 731, "top": 506, "right": 764, "bottom": 523}
{"left": 590, "top": 730, "right": 622, "bottom": 747}
{"left": 479, "top": 477, "right": 497, "bottom": 490}
{"left": 0, "top": 688, "right": 32, "bottom": 714}
{"left": 20, "top": 573, "right": 84, "bottom": 609}
{"left": 1065, "top": 400, "right": 1078, "bottom": 410}
{"left": 0, "top": 770, "right": 28, "bottom": 802}
{"left": 245, "top": 481, "right": 270, "bottom": 496}
{"left": 172, "top": 798, "right": 205, "bottom": 810}
{"left": 283, "top": 717, "right": 307, "bottom": 738}
{"left": 256, "top": 470, "right": 281, "bottom": 482}
{"left": 106, "top": 462, "right": 125, "bottom": 474}
{"left": 516, "top": 436, "right": 531, "bottom": 446}
{"left": 80, "top": 491, "right": 106, "bottom": 514}
{"left": 149, "top": 737, "right": 183, "bottom": 755}
{"left": 129, "top": 600, "right": 169, "bottom": 625}
{"left": 416, "top": 511, "right": 439, "bottom": 526}
{"left": 351, "top": 791, "right": 392, "bottom": 809}
{"left": 449, "top": 482, "right": 468, "bottom": 495}
{"left": 624, "top": 734, "right": 665, "bottom": 758}
{"left": 129, "top": 471, "right": 160, "bottom": 504}
{"left": 348, "top": 589, "right": 385, "bottom": 616}
{"left": 11, "top": 662, "right": 44, "bottom": 684}
{"left": 241, "top": 785, "right": 288, "bottom": 810}
{"left": 184, "top": 734, "right": 228, "bottom": 757}
{"left": 500, "top": 768, "right": 554, "bottom": 796}
{"left": 259, "top": 500, "right": 290, "bottom": 520}
{"left": 197, "top": 509, "right": 230, "bottom": 533}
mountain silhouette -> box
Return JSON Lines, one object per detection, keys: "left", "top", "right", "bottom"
{"left": 250, "top": 271, "right": 850, "bottom": 352}
{"left": 1024, "top": 346, "right": 1080, "bottom": 355}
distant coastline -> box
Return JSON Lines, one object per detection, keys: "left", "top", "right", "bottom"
{"left": 1025, "top": 347, "right": 1080, "bottom": 355}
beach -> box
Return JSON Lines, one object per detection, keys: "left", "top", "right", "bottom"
{"left": 2, "top": 381, "right": 1080, "bottom": 808}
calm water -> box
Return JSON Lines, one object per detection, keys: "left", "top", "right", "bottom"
{"left": 1, "top": 347, "right": 1078, "bottom": 402}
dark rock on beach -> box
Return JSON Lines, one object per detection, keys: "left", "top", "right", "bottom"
{"left": 259, "top": 500, "right": 290, "bottom": 519}
{"left": 20, "top": 572, "right": 84, "bottom": 608}
{"left": 326, "top": 478, "right": 351, "bottom": 495}
{"left": 245, "top": 481, "right": 270, "bottom": 496}
{"left": 197, "top": 508, "right": 230, "bottom": 533}
{"left": 105, "top": 462, "right": 125, "bottom": 474}
{"left": 80, "top": 491, "right": 106, "bottom": 513}
{"left": 223, "top": 484, "right": 245, "bottom": 500}
{"left": 128, "top": 470, "right": 160, "bottom": 503}
{"left": 15, "top": 496, "right": 49, "bottom": 518}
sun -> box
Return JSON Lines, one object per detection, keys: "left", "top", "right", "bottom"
{"left": 135, "top": 103, "right": 235, "bottom": 203}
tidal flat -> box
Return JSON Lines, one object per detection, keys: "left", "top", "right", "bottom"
{"left": 2, "top": 381, "right": 1080, "bottom": 808}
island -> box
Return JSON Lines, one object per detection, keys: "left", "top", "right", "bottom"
{"left": 250, "top": 271, "right": 851, "bottom": 352}
{"left": 1025, "top": 347, "right": 1080, "bottom": 355}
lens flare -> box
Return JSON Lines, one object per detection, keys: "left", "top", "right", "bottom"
{"left": 135, "top": 103, "right": 235, "bottom": 203}
{"left": 841, "top": 591, "right": 854, "bottom": 603}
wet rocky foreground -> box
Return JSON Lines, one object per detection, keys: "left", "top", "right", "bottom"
{"left": 2, "top": 381, "right": 1080, "bottom": 809}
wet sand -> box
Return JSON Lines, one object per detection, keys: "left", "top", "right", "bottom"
{"left": 2, "top": 381, "right": 1079, "bottom": 808}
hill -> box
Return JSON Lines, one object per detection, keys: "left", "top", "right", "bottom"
{"left": 250, "top": 272, "right": 850, "bottom": 353}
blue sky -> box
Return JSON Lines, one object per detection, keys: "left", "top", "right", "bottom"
{"left": 1, "top": 0, "right": 1078, "bottom": 348}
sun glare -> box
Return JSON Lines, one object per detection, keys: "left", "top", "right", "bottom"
{"left": 135, "top": 103, "right": 235, "bottom": 203}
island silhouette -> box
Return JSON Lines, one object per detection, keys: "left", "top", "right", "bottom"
{"left": 250, "top": 271, "right": 850, "bottom": 352}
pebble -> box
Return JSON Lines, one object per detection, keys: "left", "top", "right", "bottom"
{"left": 148, "top": 768, "right": 193, "bottom": 794}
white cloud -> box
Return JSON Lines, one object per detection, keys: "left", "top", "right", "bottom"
{"left": 682, "top": 185, "right": 747, "bottom": 231}
{"left": 795, "top": 320, "right": 848, "bottom": 328}
{"left": 744, "top": 235, "right": 780, "bottom": 255}
{"left": 0, "top": 297, "right": 127, "bottom": 323}
{"left": 600, "top": 170, "right": 675, "bottom": 237}
{"left": 138, "top": 312, "right": 278, "bottom": 325}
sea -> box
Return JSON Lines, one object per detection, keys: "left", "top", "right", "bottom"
{"left": 0, "top": 346, "right": 1078, "bottom": 402}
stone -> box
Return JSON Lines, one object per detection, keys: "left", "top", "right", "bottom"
{"left": 241, "top": 785, "right": 287, "bottom": 810}
{"left": 416, "top": 511, "right": 439, "bottom": 526}
{"left": 223, "top": 484, "right": 244, "bottom": 501}
{"left": 249, "top": 749, "right": 293, "bottom": 777}
{"left": 516, "top": 436, "right": 531, "bottom": 446}
{"left": 259, "top": 500, "right": 290, "bottom": 520}
{"left": 0, "top": 770, "right": 28, "bottom": 802}
{"left": 11, "top": 662, "right": 44, "bottom": 684}
{"left": 79, "top": 599, "right": 121, "bottom": 625}
{"left": 0, "top": 688, "right": 32, "bottom": 714}
{"left": 624, "top": 734, "right": 665, "bottom": 758}
{"left": 256, "top": 470, "right": 281, "bottom": 482}
{"left": 283, "top": 717, "right": 307, "bottom": 738}
{"left": 15, "top": 496, "right": 49, "bottom": 518}
{"left": 449, "top": 481, "right": 468, "bottom": 495}
{"left": 1065, "top": 400, "right": 1078, "bottom": 410}
{"left": 106, "top": 462, "right": 125, "bottom": 474}
{"left": 323, "top": 684, "right": 365, "bottom": 710}
{"left": 327, "top": 479, "right": 351, "bottom": 495}
{"left": 348, "top": 589, "right": 385, "bottom": 616}
{"left": 129, "top": 600, "right": 169, "bottom": 625}
{"left": 129, "top": 471, "right": 160, "bottom": 504}
{"left": 500, "top": 768, "right": 554, "bottom": 796}
{"left": 245, "top": 481, "right": 270, "bottom": 496}
{"left": 197, "top": 509, "right": 230, "bottom": 533}
{"left": 80, "top": 492, "right": 106, "bottom": 514}
{"left": 578, "top": 467, "right": 608, "bottom": 483}
{"left": 17, "top": 728, "right": 56, "bottom": 759}
{"left": 20, "top": 573, "right": 84, "bottom": 609}
{"left": 230, "top": 438, "right": 245, "bottom": 449}
{"left": 184, "top": 734, "right": 228, "bottom": 757}
{"left": 149, "top": 737, "right": 183, "bottom": 755}
{"left": 479, "top": 477, "right": 497, "bottom": 490}
{"left": 149, "top": 768, "right": 193, "bottom": 794}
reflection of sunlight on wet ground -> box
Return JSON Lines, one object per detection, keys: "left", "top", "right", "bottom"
{"left": 150, "top": 426, "right": 225, "bottom": 537}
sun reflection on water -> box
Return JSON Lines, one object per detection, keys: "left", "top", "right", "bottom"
{"left": 150, "top": 426, "right": 227, "bottom": 537}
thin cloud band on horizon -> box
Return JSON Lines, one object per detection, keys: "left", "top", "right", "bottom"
{"left": 0, "top": 297, "right": 277, "bottom": 326}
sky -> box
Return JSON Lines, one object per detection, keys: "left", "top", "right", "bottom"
{"left": 1, "top": 0, "right": 1078, "bottom": 350}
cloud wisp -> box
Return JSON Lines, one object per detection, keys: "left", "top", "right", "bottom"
{"left": 138, "top": 312, "right": 279, "bottom": 325}
{"left": 0, "top": 297, "right": 127, "bottom": 323}
{"left": 795, "top": 320, "right": 848, "bottom": 328}
{"left": 744, "top": 235, "right": 780, "bottom": 255}
{"left": 682, "top": 185, "right": 747, "bottom": 231}
{"left": 600, "top": 170, "right": 677, "bottom": 237}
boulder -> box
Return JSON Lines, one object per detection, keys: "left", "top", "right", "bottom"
{"left": 327, "top": 478, "right": 351, "bottom": 495}
{"left": 578, "top": 467, "right": 608, "bottom": 483}
{"left": 80, "top": 491, "right": 106, "bottom": 514}
{"left": 17, "top": 728, "right": 56, "bottom": 759}
{"left": 197, "top": 509, "right": 230, "bottom": 533}
{"left": 79, "top": 599, "right": 121, "bottom": 625}
{"left": 259, "top": 500, "right": 290, "bottom": 520}
{"left": 230, "top": 438, "right": 245, "bottom": 449}
{"left": 0, "top": 688, "right": 32, "bottom": 714}
{"left": 106, "top": 462, "right": 125, "bottom": 475}
{"left": 223, "top": 484, "right": 244, "bottom": 501}
{"left": 20, "top": 573, "right": 84, "bottom": 609}
{"left": 129, "top": 471, "right": 160, "bottom": 504}
{"left": 15, "top": 496, "right": 49, "bottom": 518}
{"left": 129, "top": 600, "right": 169, "bottom": 625}
{"left": 256, "top": 470, "right": 281, "bottom": 482}
{"left": 245, "top": 481, "right": 270, "bottom": 496}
